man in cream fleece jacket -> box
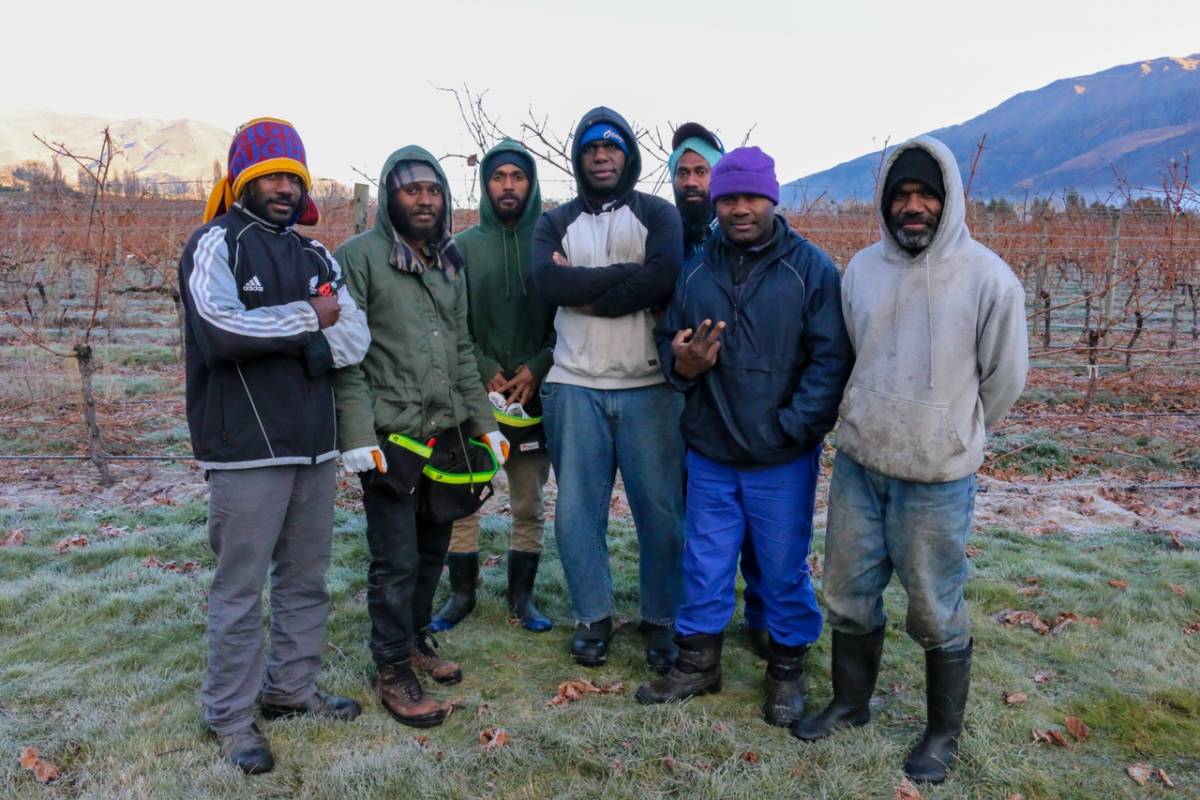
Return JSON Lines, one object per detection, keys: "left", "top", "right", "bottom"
{"left": 792, "top": 136, "right": 1028, "bottom": 785}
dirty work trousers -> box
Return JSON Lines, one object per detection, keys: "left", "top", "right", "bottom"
{"left": 202, "top": 461, "right": 335, "bottom": 735}
{"left": 360, "top": 476, "right": 452, "bottom": 667}
{"left": 449, "top": 450, "right": 550, "bottom": 554}
{"left": 675, "top": 448, "right": 824, "bottom": 647}
{"left": 541, "top": 381, "right": 685, "bottom": 626}
{"left": 822, "top": 451, "right": 976, "bottom": 651}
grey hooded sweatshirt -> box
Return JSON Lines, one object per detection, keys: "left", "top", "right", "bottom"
{"left": 836, "top": 135, "right": 1028, "bottom": 483}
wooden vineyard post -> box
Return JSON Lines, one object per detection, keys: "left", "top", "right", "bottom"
{"left": 353, "top": 183, "right": 370, "bottom": 235}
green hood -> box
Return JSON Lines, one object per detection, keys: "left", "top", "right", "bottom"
{"left": 373, "top": 144, "right": 455, "bottom": 242}
{"left": 454, "top": 139, "right": 555, "bottom": 381}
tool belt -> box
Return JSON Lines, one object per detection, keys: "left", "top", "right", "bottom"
{"left": 419, "top": 434, "right": 499, "bottom": 523}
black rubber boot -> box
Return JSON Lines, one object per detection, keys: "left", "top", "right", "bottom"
{"left": 507, "top": 550, "right": 552, "bottom": 632}
{"left": 763, "top": 639, "right": 808, "bottom": 727}
{"left": 639, "top": 621, "right": 678, "bottom": 674}
{"left": 904, "top": 639, "right": 973, "bottom": 784}
{"left": 570, "top": 617, "right": 613, "bottom": 667}
{"left": 429, "top": 552, "right": 478, "bottom": 632}
{"left": 635, "top": 633, "right": 723, "bottom": 704}
{"left": 745, "top": 626, "right": 771, "bottom": 660}
{"left": 790, "top": 627, "right": 885, "bottom": 741}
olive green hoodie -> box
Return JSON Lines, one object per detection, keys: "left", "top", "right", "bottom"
{"left": 332, "top": 145, "right": 493, "bottom": 451}
{"left": 454, "top": 139, "right": 555, "bottom": 382}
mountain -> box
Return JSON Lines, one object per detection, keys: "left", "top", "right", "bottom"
{"left": 0, "top": 110, "right": 231, "bottom": 194}
{"left": 781, "top": 55, "right": 1200, "bottom": 206}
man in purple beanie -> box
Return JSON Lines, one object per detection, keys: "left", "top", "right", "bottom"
{"left": 637, "top": 147, "right": 853, "bottom": 727}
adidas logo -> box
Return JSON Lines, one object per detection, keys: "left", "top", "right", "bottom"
{"left": 242, "top": 276, "right": 264, "bottom": 293}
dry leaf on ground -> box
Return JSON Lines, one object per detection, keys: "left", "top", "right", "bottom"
{"left": 479, "top": 727, "right": 509, "bottom": 749}
{"left": 97, "top": 524, "right": 131, "bottom": 539}
{"left": 1156, "top": 768, "right": 1175, "bottom": 788}
{"left": 1003, "top": 691, "right": 1029, "bottom": 705}
{"left": 965, "top": 543, "right": 982, "bottom": 559}
{"left": 54, "top": 534, "right": 88, "bottom": 554}
{"left": 1032, "top": 728, "right": 1069, "bottom": 747}
{"left": 1126, "top": 763, "right": 1153, "bottom": 785}
{"left": 143, "top": 556, "right": 200, "bottom": 573}
{"left": 994, "top": 608, "right": 1050, "bottom": 634}
{"left": 1169, "top": 583, "right": 1186, "bottom": 597}
{"left": 1183, "top": 619, "right": 1200, "bottom": 636}
{"left": 19, "top": 746, "right": 61, "bottom": 783}
{"left": 547, "top": 678, "right": 625, "bottom": 706}
{"left": 1032, "top": 669, "right": 1057, "bottom": 684}
{"left": 2, "top": 529, "right": 26, "bottom": 547}
{"left": 894, "top": 777, "right": 923, "bottom": 799}
{"left": 808, "top": 554, "right": 823, "bottom": 578}
{"left": 1065, "top": 716, "right": 1090, "bottom": 742}
{"left": 482, "top": 554, "right": 502, "bottom": 568}
{"left": 741, "top": 751, "right": 759, "bottom": 764}
{"left": 1050, "top": 612, "right": 1079, "bottom": 635}
{"left": 475, "top": 703, "right": 492, "bottom": 719}
{"left": 1108, "top": 579, "right": 1128, "bottom": 591}
{"left": 1005, "top": 795, "right": 1024, "bottom": 800}
{"left": 790, "top": 766, "right": 807, "bottom": 778}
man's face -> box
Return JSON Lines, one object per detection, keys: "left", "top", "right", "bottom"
{"left": 243, "top": 172, "right": 302, "bottom": 225}
{"left": 716, "top": 193, "right": 776, "bottom": 247}
{"left": 390, "top": 181, "right": 445, "bottom": 243}
{"left": 580, "top": 141, "right": 626, "bottom": 195}
{"left": 888, "top": 180, "right": 943, "bottom": 253}
{"left": 487, "top": 164, "right": 530, "bottom": 223}
{"left": 673, "top": 150, "right": 712, "bottom": 224}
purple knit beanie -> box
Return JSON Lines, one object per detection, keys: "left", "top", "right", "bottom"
{"left": 709, "top": 146, "right": 779, "bottom": 204}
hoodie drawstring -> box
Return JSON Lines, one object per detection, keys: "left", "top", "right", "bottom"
{"left": 924, "top": 252, "right": 934, "bottom": 389}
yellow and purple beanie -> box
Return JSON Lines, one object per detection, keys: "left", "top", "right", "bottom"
{"left": 203, "top": 117, "right": 317, "bottom": 224}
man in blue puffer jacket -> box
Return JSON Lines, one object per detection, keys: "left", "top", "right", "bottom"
{"left": 637, "top": 147, "right": 853, "bottom": 728}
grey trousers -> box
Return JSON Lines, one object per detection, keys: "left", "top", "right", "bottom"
{"left": 201, "top": 461, "right": 335, "bottom": 735}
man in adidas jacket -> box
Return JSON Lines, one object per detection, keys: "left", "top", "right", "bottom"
{"left": 179, "top": 118, "right": 370, "bottom": 774}
{"left": 531, "top": 106, "right": 685, "bottom": 671}
{"left": 793, "top": 136, "right": 1028, "bottom": 785}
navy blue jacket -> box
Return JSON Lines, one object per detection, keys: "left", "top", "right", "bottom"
{"left": 655, "top": 218, "right": 853, "bottom": 466}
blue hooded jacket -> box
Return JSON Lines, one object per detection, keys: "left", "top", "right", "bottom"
{"left": 655, "top": 218, "right": 853, "bottom": 466}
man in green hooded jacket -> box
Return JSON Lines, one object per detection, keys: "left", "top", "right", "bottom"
{"left": 430, "top": 139, "right": 558, "bottom": 634}
{"left": 332, "top": 145, "right": 508, "bottom": 728}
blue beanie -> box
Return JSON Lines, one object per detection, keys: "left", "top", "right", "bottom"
{"left": 578, "top": 123, "right": 629, "bottom": 154}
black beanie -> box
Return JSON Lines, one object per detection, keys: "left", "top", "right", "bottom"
{"left": 482, "top": 149, "right": 534, "bottom": 183}
{"left": 883, "top": 147, "right": 945, "bottom": 207}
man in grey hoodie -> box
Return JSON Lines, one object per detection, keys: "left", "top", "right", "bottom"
{"left": 792, "top": 136, "right": 1028, "bottom": 785}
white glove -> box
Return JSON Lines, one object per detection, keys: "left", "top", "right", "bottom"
{"left": 480, "top": 430, "right": 510, "bottom": 466}
{"left": 342, "top": 446, "right": 386, "bottom": 475}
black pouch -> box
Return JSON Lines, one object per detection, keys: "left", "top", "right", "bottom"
{"left": 367, "top": 433, "right": 433, "bottom": 501}
{"left": 493, "top": 408, "right": 547, "bottom": 456}
{"left": 419, "top": 434, "right": 499, "bottom": 523}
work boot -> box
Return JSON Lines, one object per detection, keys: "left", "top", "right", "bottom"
{"left": 375, "top": 660, "right": 447, "bottom": 728}
{"left": 745, "top": 626, "right": 771, "bottom": 660}
{"left": 260, "top": 690, "right": 362, "bottom": 721}
{"left": 507, "top": 550, "right": 552, "bottom": 632}
{"left": 635, "top": 633, "right": 723, "bottom": 704}
{"left": 429, "top": 552, "right": 478, "bottom": 632}
{"left": 904, "top": 639, "right": 973, "bottom": 784}
{"left": 639, "top": 620, "right": 678, "bottom": 673}
{"left": 570, "top": 617, "right": 614, "bottom": 667}
{"left": 216, "top": 722, "right": 274, "bottom": 775}
{"left": 412, "top": 631, "right": 463, "bottom": 685}
{"left": 791, "top": 627, "right": 885, "bottom": 741}
{"left": 763, "top": 639, "right": 809, "bottom": 727}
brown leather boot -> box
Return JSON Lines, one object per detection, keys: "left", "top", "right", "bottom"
{"left": 412, "top": 632, "right": 463, "bottom": 685}
{"left": 374, "top": 661, "right": 447, "bottom": 728}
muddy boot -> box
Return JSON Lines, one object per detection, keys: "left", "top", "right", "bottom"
{"left": 745, "top": 626, "right": 771, "bottom": 660}
{"left": 375, "top": 660, "right": 447, "bottom": 728}
{"left": 429, "top": 552, "right": 478, "bottom": 632}
{"left": 570, "top": 617, "right": 613, "bottom": 667}
{"left": 412, "top": 631, "right": 463, "bottom": 685}
{"left": 635, "top": 633, "right": 723, "bottom": 704}
{"left": 763, "top": 639, "right": 808, "bottom": 727}
{"left": 791, "top": 628, "right": 885, "bottom": 741}
{"left": 904, "top": 639, "right": 973, "bottom": 784}
{"left": 639, "top": 621, "right": 678, "bottom": 674}
{"left": 216, "top": 722, "right": 274, "bottom": 775}
{"left": 507, "top": 550, "right": 552, "bottom": 632}
{"left": 260, "top": 690, "right": 362, "bottom": 721}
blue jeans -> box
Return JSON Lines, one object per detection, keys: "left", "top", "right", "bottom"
{"left": 541, "top": 382, "right": 685, "bottom": 625}
{"left": 675, "top": 449, "right": 823, "bottom": 647}
{"left": 823, "top": 451, "right": 976, "bottom": 651}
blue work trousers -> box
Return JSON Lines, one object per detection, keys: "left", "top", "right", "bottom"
{"left": 675, "top": 448, "right": 823, "bottom": 647}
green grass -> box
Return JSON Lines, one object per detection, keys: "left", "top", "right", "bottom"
{"left": 1, "top": 504, "right": 1198, "bottom": 799}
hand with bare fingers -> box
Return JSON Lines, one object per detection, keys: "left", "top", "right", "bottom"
{"left": 671, "top": 319, "right": 726, "bottom": 380}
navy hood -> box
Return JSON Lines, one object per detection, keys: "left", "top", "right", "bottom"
{"left": 571, "top": 106, "right": 642, "bottom": 201}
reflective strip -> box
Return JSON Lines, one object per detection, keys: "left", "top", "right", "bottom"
{"left": 422, "top": 440, "right": 498, "bottom": 484}
{"left": 387, "top": 433, "right": 433, "bottom": 458}
{"left": 492, "top": 409, "right": 543, "bottom": 428}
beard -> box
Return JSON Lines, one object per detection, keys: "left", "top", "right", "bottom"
{"left": 889, "top": 212, "right": 939, "bottom": 253}
{"left": 493, "top": 193, "right": 527, "bottom": 224}
{"left": 389, "top": 199, "right": 444, "bottom": 244}
{"left": 242, "top": 184, "right": 299, "bottom": 225}
{"left": 674, "top": 187, "right": 712, "bottom": 227}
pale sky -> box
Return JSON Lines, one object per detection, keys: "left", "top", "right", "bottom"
{"left": 4, "top": 0, "right": 1199, "bottom": 203}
